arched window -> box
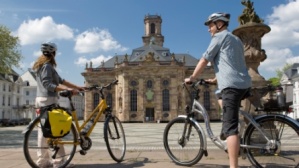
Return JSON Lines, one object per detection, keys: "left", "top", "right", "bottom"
{"left": 162, "top": 89, "right": 170, "bottom": 111}
{"left": 204, "top": 91, "right": 210, "bottom": 110}
{"left": 106, "top": 93, "right": 112, "bottom": 107}
{"left": 93, "top": 93, "right": 99, "bottom": 109}
{"left": 150, "top": 23, "right": 155, "bottom": 34}
{"left": 147, "top": 80, "right": 153, "bottom": 89}
{"left": 130, "top": 89, "right": 137, "bottom": 111}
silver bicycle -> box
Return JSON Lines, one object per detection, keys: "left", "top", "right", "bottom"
{"left": 163, "top": 79, "right": 299, "bottom": 167}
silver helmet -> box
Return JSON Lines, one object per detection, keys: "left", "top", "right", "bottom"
{"left": 204, "top": 12, "right": 230, "bottom": 26}
{"left": 41, "top": 42, "right": 57, "bottom": 53}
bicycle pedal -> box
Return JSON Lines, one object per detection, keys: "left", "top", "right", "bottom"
{"left": 79, "top": 150, "right": 87, "bottom": 155}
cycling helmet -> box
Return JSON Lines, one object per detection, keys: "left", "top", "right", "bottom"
{"left": 41, "top": 42, "right": 57, "bottom": 56}
{"left": 204, "top": 12, "right": 230, "bottom": 26}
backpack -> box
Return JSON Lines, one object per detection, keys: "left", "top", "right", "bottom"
{"left": 40, "top": 104, "right": 72, "bottom": 138}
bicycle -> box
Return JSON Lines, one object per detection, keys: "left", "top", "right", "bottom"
{"left": 163, "top": 79, "right": 299, "bottom": 167}
{"left": 22, "top": 80, "right": 126, "bottom": 168}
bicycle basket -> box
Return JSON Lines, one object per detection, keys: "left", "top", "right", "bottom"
{"left": 40, "top": 104, "right": 72, "bottom": 138}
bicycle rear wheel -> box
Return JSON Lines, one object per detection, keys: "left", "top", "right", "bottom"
{"left": 244, "top": 115, "right": 299, "bottom": 168}
{"left": 104, "top": 115, "right": 126, "bottom": 162}
{"left": 23, "top": 117, "right": 77, "bottom": 168}
{"left": 163, "top": 117, "right": 204, "bottom": 166}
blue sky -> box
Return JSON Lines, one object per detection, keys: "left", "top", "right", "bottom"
{"left": 1, "top": 0, "right": 298, "bottom": 85}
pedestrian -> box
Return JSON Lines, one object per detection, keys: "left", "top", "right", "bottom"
{"left": 185, "top": 12, "right": 251, "bottom": 168}
{"left": 32, "top": 42, "right": 84, "bottom": 168}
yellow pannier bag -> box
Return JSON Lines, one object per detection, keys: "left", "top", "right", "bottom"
{"left": 40, "top": 104, "right": 72, "bottom": 138}
{"left": 49, "top": 108, "right": 72, "bottom": 137}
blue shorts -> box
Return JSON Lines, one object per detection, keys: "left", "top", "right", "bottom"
{"left": 221, "top": 88, "right": 249, "bottom": 139}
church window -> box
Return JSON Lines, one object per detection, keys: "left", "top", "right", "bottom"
{"left": 147, "top": 80, "right": 153, "bottom": 89}
{"left": 162, "top": 89, "right": 170, "bottom": 111}
{"left": 162, "top": 79, "right": 169, "bottom": 86}
{"left": 130, "top": 80, "right": 138, "bottom": 86}
{"left": 106, "top": 93, "right": 112, "bottom": 107}
{"left": 93, "top": 93, "right": 99, "bottom": 109}
{"left": 150, "top": 23, "right": 155, "bottom": 34}
{"left": 130, "top": 89, "right": 137, "bottom": 111}
{"left": 204, "top": 91, "right": 210, "bottom": 110}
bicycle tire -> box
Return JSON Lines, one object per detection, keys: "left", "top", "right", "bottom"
{"left": 244, "top": 115, "right": 299, "bottom": 168}
{"left": 23, "top": 117, "right": 77, "bottom": 168}
{"left": 104, "top": 115, "right": 126, "bottom": 163}
{"left": 163, "top": 116, "right": 204, "bottom": 166}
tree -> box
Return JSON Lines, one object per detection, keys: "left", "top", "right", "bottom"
{"left": 268, "top": 63, "right": 292, "bottom": 86}
{"left": 0, "top": 25, "right": 22, "bottom": 74}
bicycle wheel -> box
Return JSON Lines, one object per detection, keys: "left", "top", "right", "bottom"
{"left": 163, "top": 117, "right": 204, "bottom": 166}
{"left": 104, "top": 115, "right": 126, "bottom": 162}
{"left": 23, "top": 117, "right": 77, "bottom": 168}
{"left": 244, "top": 115, "right": 299, "bottom": 168}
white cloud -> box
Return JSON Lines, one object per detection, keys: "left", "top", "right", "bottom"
{"left": 16, "top": 16, "right": 74, "bottom": 45}
{"left": 74, "top": 28, "right": 128, "bottom": 54}
{"left": 75, "top": 55, "right": 113, "bottom": 67}
{"left": 260, "top": 0, "right": 299, "bottom": 78}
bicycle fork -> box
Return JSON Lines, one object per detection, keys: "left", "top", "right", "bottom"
{"left": 107, "top": 117, "right": 121, "bottom": 140}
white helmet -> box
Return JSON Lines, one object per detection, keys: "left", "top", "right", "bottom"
{"left": 41, "top": 42, "right": 57, "bottom": 53}
{"left": 204, "top": 12, "right": 230, "bottom": 26}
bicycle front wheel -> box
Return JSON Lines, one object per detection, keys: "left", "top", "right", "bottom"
{"left": 104, "top": 115, "right": 126, "bottom": 163}
{"left": 23, "top": 117, "right": 77, "bottom": 168}
{"left": 163, "top": 117, "right": 204, "bottom": 166}
{"left": 244, "top": 115, "right": 299, "bottom": 168}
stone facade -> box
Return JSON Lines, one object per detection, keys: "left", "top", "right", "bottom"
{"left": 82, "top": 14, "right": 220, "bottom": 122}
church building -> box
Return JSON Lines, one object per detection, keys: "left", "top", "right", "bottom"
{"left": 82, "top": 14, "right": 220, "bottom": 122}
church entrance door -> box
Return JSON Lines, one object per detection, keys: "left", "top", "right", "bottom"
{"left": 145, "top": 108, "right": 155, "bottom": 122}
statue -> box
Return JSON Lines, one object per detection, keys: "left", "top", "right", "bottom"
{"left": 238, "top": 0, "right": 264, "bottom": 25}
{"left": 233, "top": 0, "right": 271, "bottom": 115}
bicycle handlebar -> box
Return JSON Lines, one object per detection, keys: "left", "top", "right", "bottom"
{"left": 85, "top": 79, "right": 118, "bottom": 91}
{"left": 59, "top": 80, "right": 118, "bottom": 98}
{"left": 183, "top": 79, "right": 211, "bottom": 89}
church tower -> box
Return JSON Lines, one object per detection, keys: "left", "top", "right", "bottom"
{"left": 142, "top": 14, "right": 164, "bottom": 47}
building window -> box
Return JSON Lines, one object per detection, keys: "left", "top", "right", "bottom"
{"left": 26, "top": 91, "right": 30, "bottom": 96}
{"left": 130, "top": 89, "right": 137, "bottom": 111}
{"left": 26, "top": 100, "right": 29, "bottom": 105}
{"left": 147, "top": 80, "right": 153, "bottom": 89}
{"left": 8, "top": 97, "right": 10, "bottom": 106}
{"left": 2, "top": 96, "right": 5, "bottom": 106}
{"left": 106, "top": 93, "right": 112, "bottom": 107}
{"left": 190, "top": 91, "right": 197, "bottom": 106}
{"left": 150, "top": 23, "right": 155, "bottom": 34}
{"left": 8, "top": 85, "right": 11, "bottom": 92}
{"left": 204, "top": 91, "right": 210, "bottom": 110}
{"left": 93, "top": 93, "right": 99, "bottom": 109}
{"left": 3, "top": 84, "right": 5, "bottom": 91}
{"left": 162, "top": 89, "right": 170, "bottom": 111}
{"left": 130, "top": 80, "right": 138, "bottom": 87}
{"left": 162, "top": 80, "right": 169, "bottom": 86}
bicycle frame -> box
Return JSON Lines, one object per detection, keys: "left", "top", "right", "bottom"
{"left": 182, "top": 82, "right": 296, "bottom": 153}
{"left": 74, "top": 98, "right": 108, "bottom": 137}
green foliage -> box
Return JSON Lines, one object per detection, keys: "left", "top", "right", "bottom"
{"left": 268, "top": 77, "right": 280, "bottom": 86}
{"left": 276, "top": 63, "right": 292, "bottom": 79}
{"left": 0, "top": 25, "right": 22, "bottom": 74}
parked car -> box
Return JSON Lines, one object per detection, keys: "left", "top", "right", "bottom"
{"left": 20, "top": 118, "right": 31, "bottom": 125}
{"left": 8, "top": 119, "right": 19, "bottom": 126}
{"left": 0, "top": 119, "right": 10, "bottom": 127}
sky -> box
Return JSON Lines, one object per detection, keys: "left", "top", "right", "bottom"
{"left": 0, "top": 0, "right": 298, "bottom": 86}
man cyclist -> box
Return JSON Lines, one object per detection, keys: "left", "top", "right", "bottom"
{"left": 185, "top": 12, "right": 251, "bottom": 168}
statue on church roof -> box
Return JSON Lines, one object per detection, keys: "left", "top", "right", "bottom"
{"left": 238, "top": 0, "right": 264, "bottom": 25}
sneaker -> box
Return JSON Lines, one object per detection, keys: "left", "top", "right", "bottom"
{"left": 53, "top": 162, "right": 75, "bottom": 168}
{"left": 37, "top": 161, "right": 53, "bottom": 168}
